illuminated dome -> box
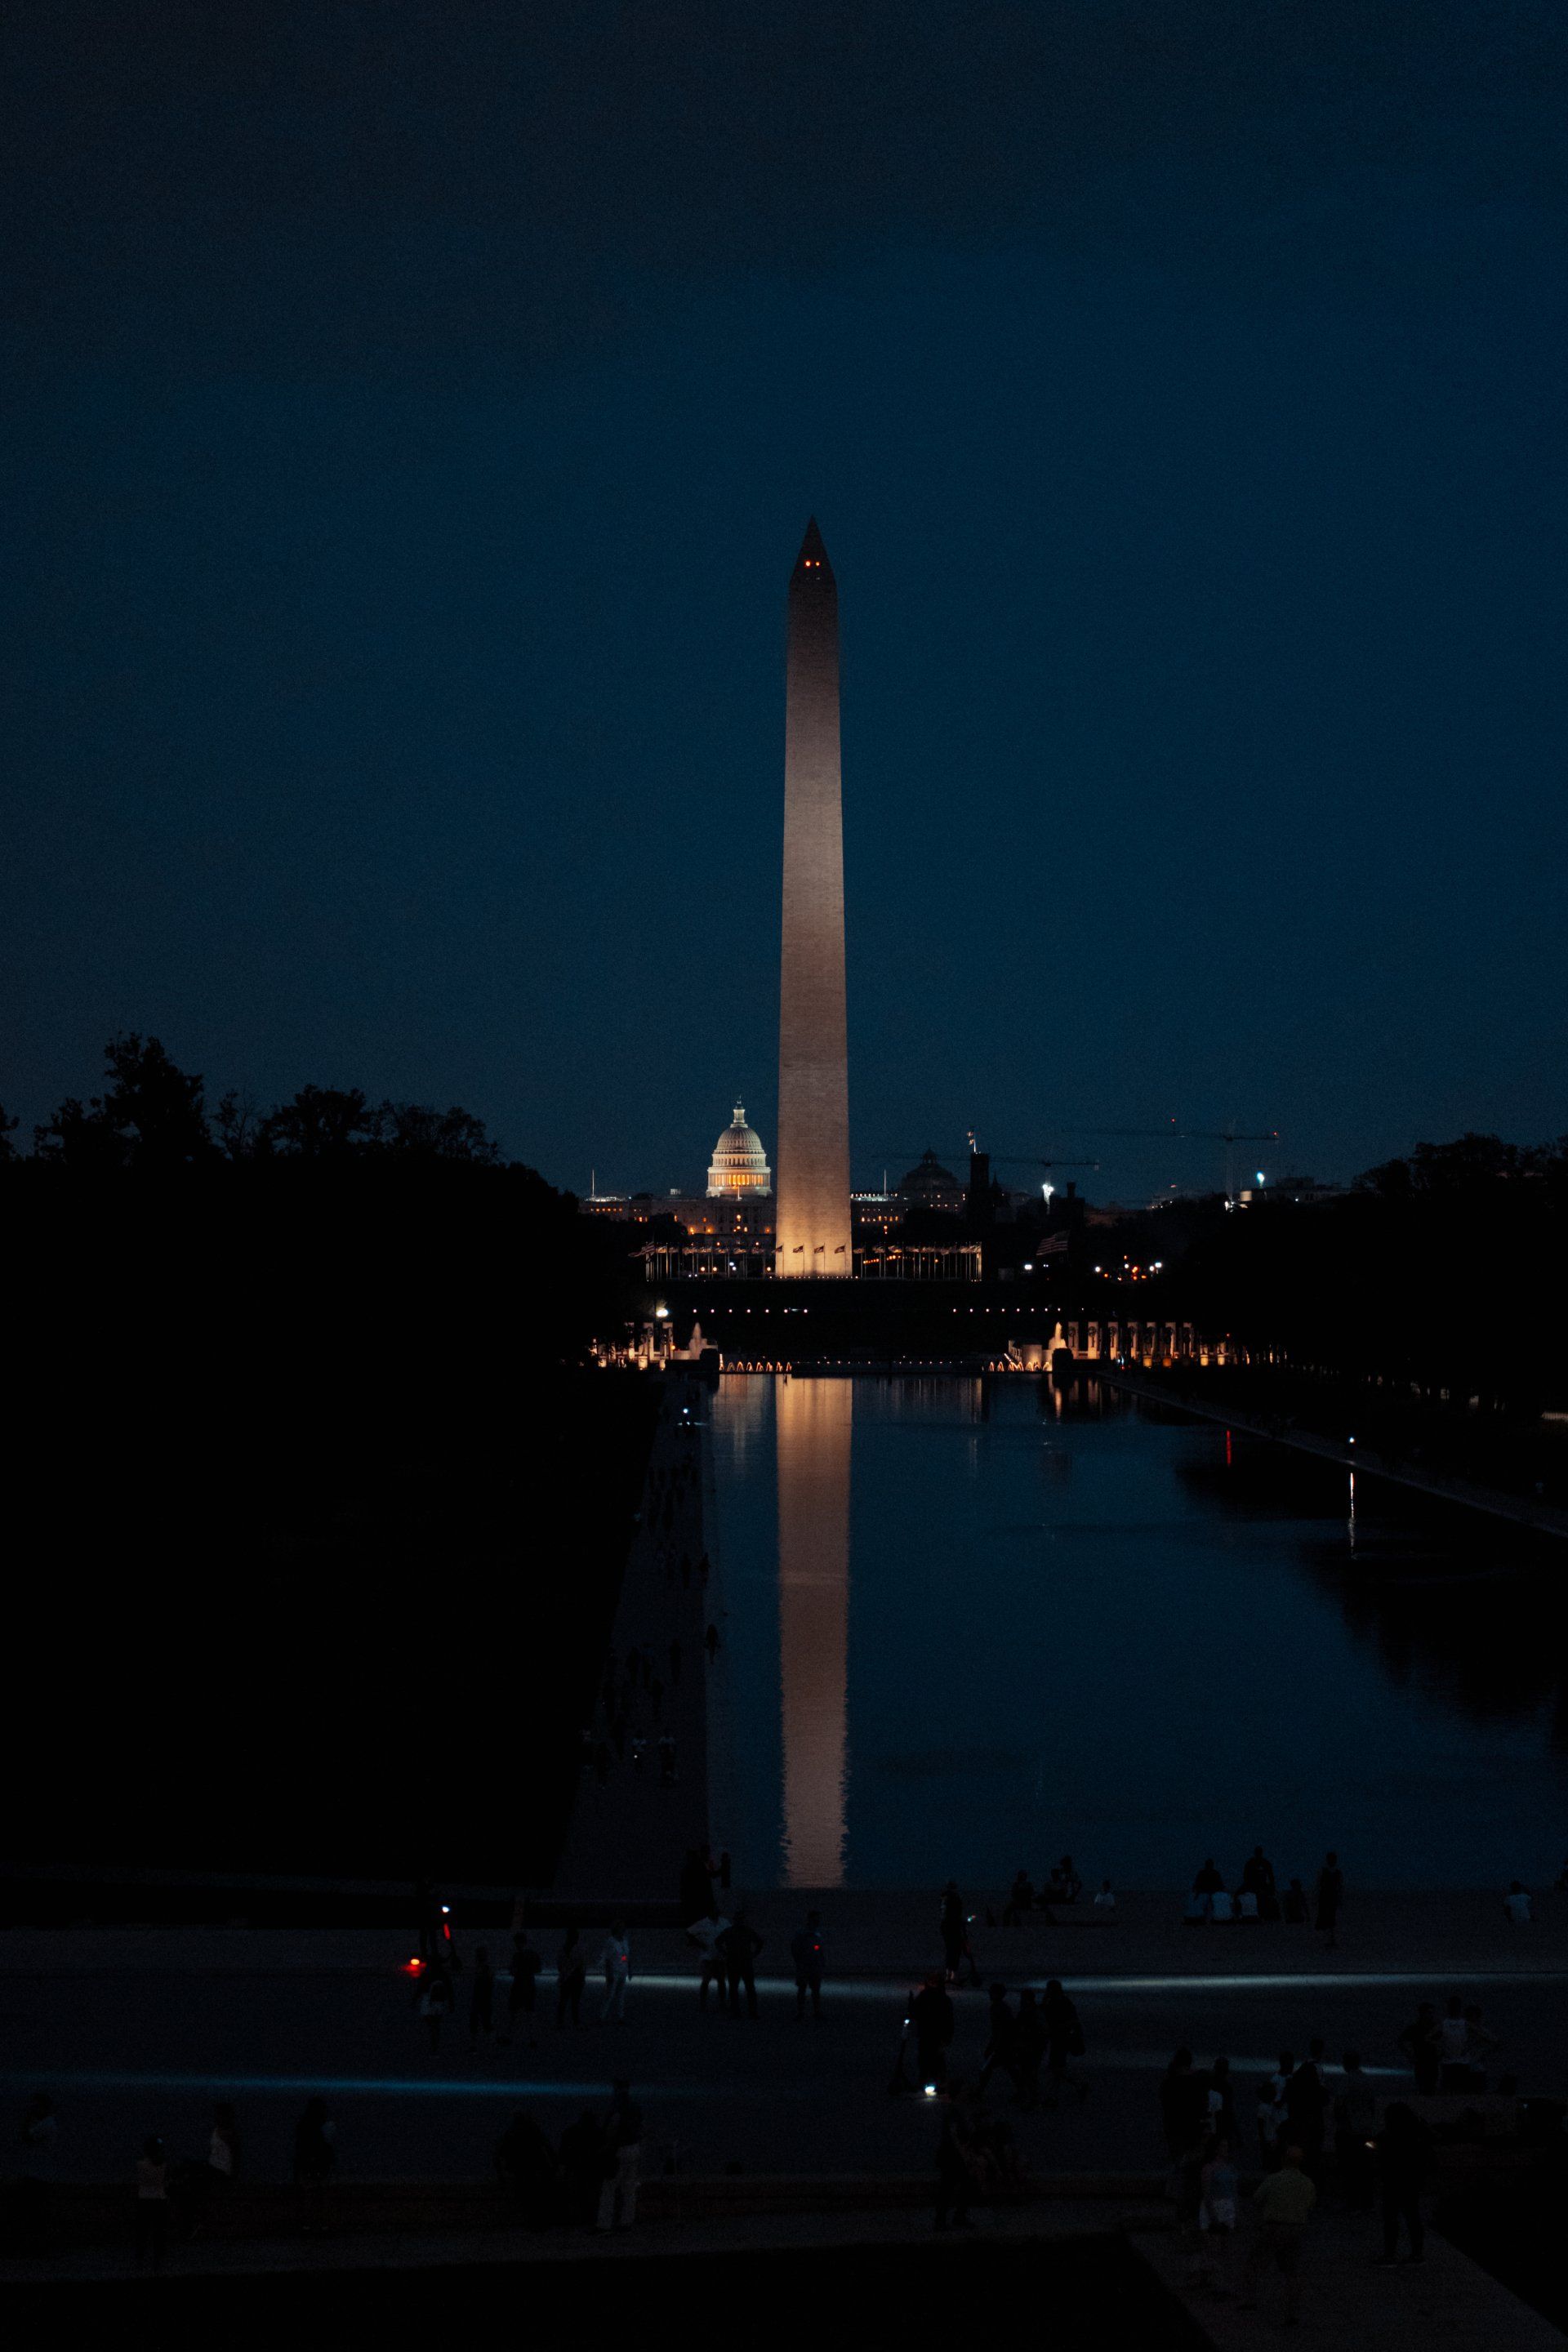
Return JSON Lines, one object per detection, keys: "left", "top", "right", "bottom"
{"left": 707, "top": 1102, "right": 772, "bottom": 1198}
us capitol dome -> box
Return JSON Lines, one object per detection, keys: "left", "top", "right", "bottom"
{"left": 707, "top": 1102, "right": 772, "bottom": 1199}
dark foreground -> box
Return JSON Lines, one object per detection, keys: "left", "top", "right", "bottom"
{"left": 2, "top": 2232, "right": 1213, "bottom": 2343}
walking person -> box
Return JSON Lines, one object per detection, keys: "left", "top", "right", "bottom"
{"left": 791, "top": 1909, "right": 826, "bottom": 2020}
{"left": 1316, "top": 1851, "right": 1345, "bottom": 1949}
{"left": 975, "top": 1984, "right": 1018, "bottom": 2103}
{"left": 1041, "top": 1978, "right": 1087, "bottom": 2107}
{"left": 134, "top": 2136, "right": 172, "bottom": 2270}
{"left": 719, "top": 1907, "right": 764, "bottom": 2019}
{"left": 1375, "top": 2102, "right": 1433, "bottom": 2266}
{"left": 599, "top": 1919, "right": 632, "bottom": 2022}
{"left": 503, "top": 1932, "right": 541, "bottom": 2046}
{"left": 556, "top": 1927, "right": 587, "bottom": 2029}
{"left": 469, "top": 1944, "right": 496, "bottom": 2045}
{"left": 1239, "top": 2145, "right": 1316, "bottom": 2321}
{"left": 595, "top": 2081, "right": 644, "bottom": 2231}
{"left": 911, "top": 1974, "right": 956, "bottom": 2091}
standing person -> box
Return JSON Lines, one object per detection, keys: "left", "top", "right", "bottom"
{"left": 1042, "top": 1979, "right": 1087, "bottom": 2107}
{"left": 469, "top": 1944, "right": 496, "bottom": 2046}
{"left": 1012, "top": 1988, "right": 1046, "bottom": 2110}
{"left": 556, "top": 1927, "right": 587, "bottom": 2029}
{"left": 1316, "top": 1851, "right": 1345, "bottom": 1949}
{"left": 1375, "top": 2102, "right": 1433, "bottom": 2266}
{"left": 1192, "top": 1859, "right": 1225, "bottom": 1922}
{"left": 1334, "top": 2050, "right": 1378, "bottom": 2207}
{"left": 1460, "top": 2004, "right": 1501, "bottom": 2089}
{"left": 418, "top": 1964, "right": 454, "bottom": 2052}
{"left": 1437, "top": 1997, "right": 1470, "bottom": 2088}
{"left": 595, "top": 2081, "right": 644, "bottom": 2232}
{"left": 720, "top": 1908, "right": 764, "bottom": 2019}
{"left": 1398, "top": 2003, "right": 1441, "bottom": 2095}
{"left": 207, "top": 2100, "right": 240, "bottom": 2189}
{"left": 704, "top": 1622, "right": 721, "bottom": 1662}
{"left": 1197, "top": 2136, "right": 1240, "bottom": 2295}
{"left": 559, "top": 2108, "right": 602, "bottom": 2226}
{"left": 791, "top": 1909, "right": 826, "bottom": 2020}
{"left": 1241, "top": 1844, "right": 1279, "bottom": 1918}
{"left": 975, "top": 1984, "right": 1018, "bottom": 2102}
{"left": 687, "top": 1906, "right": 732, "bottom": 2012}
{"left": 1257, "top": 2051, "right": 1294, "bottom": 2170}
{"left": 911, "top": 1975, "right": 956, "bottom": 2091}
{"left": 679, "top": 1849, "right": 713, "bottom": 1922}
{"left": 1160, "top": 2050, "right": 1205, "bottom": 2169}
{"left": 1281, "top": 1878, "right": 1310, "bottom": 1924}
{"left": 1202, "top": 2055, "right": 1238, "bottom": 2146}
{"left": 1238, "top": 2145, "right": 1316, "bottom": 2322}
{"left": 134, "top": 2136, "right": 172, "bottom": 2270}
{"left": 1285, "top": 2041, "right": 1330, "bottom": 2175}
{"left": 599, "top": 1920, "right": 632, "bottom": 2023}
{"left": 1002, "top": 1870, "right": 1036, "bottom": 1926}
{"left": 939, "top": 1882, "right": 967, "bottom": 1980}
{"left": 503, "top": 1932, "right": 542, "bottom": 2046}
{"left": 292, "top": 2097, "right": 336, "bottom": 2233}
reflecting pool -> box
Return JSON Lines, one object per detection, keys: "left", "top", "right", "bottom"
{"left": 706, "top": 1374, "right": 1568, "bottom": 1888}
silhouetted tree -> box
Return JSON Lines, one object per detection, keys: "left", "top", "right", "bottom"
{"left": 33, "top": 1034, "right": 213, "bottom": 1169}
{"left": 0, "top": 1103, "right": 18, "bottom": 1163}
{"left": 368, "top": 1101, "right": 501, "bottom": 1161}
{"left": 258, "top": 1085, "right": 374, "bottom": 1158}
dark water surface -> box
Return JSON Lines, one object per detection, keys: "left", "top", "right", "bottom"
{"left": 707, "top": 1374, "right": 1568, "bottom": 1889}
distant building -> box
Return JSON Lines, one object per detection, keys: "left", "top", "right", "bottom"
{"left": 895, "top": 1149, "right": 965, "bottom": 1218}
{"left": 707, "top": 1102, "right": 772, "bottom": 1199}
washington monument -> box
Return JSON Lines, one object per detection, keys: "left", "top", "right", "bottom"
{"left": 776, "top": 519, "right": 851, "bottom": 1276}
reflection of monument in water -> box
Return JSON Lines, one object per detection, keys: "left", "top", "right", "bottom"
{"left": 776, "top": 1376, "right": 851, "bottom": 1886}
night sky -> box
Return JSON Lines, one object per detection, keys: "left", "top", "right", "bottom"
{"left": 4, "top": 2, "right": 1566, "bottom": 1204}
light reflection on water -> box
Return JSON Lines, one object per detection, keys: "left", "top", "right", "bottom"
{"left": 708, "top": 1373, "right": 1568, "bottom": 1889}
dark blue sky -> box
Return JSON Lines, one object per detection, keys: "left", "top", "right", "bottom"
{"left": 3, "top": 2, "right": 1565, "bottom": 1200}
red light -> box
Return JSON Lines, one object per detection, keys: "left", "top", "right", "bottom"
{"left": 404, "top": 1956, "right": 425, "bottom": 1975}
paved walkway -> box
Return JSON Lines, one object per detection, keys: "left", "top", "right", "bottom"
{"left": 1135, "top": 2207, "right": 1565, "bottom": 2349}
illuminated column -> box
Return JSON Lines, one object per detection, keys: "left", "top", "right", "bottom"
{"left": 777, "top": 1375, "right": 851, "bottom": 1886}
{"left": 776, "top": 519, "right": 852, "bottom": 1276}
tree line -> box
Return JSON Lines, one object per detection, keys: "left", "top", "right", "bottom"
{"left": 1, "top": 1032, "right": 505, "bottom": 1170}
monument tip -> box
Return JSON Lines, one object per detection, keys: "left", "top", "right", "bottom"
{"left": 793, "top": 515, "right": 833, "bottom": 581}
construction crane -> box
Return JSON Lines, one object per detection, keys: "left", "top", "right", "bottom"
{"left": 1039, "top": 1120, "right": 1281, "bottom": 1205}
